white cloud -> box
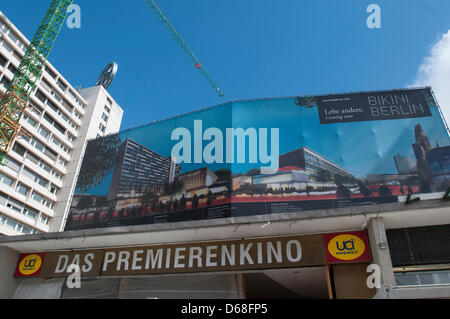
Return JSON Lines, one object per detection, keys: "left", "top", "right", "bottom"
{"left": 411, "top": 30, "right": 450, "bottom": 127}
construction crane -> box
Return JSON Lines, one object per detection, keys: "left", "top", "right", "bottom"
{"left": 145, "top": 0, "right": 225, "bottom": 98}
{"left": 0, "top": 0, "right": 74, "bottom": 164}
{"left": 0, "top": 0, "right": 224, "bottom": 164}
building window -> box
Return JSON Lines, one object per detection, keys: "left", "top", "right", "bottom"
{"left": 46, "top": 99, "right": 58, "bottom": 112}
{"left": 43, "top": 112, "right": 66, "bottom": 134}
{"left": 4, "top": 156, "right": 21, "bottom": 172}
{"left": 58, "top": 158, "right": 68, "bottom": 167}
{"left": 31, "top": 191, "right": 54, "bottom": 209}
{"left": 22, "top": 207, "right": 37, "bottom": 221}
{"left": 57, "top": 79, "right": 67, "bottom": 92}
{"left": 45, "top": 66, "right": 57, "bottom": 79}
{"left": 25, "top": 151, "right": 39, "bottom": 165}
{"left": 0, "top": 53, "right": 7, "bottom": 67}
{"left": 1, "top": 40, "right": 14, "bottom": 54}
{"left": 61, "top": 99, "right": 74, "bottom": 112}
{"left": 67, "top": 133, "right": 75, "bottom": 142}
{"left": 38, "top": 126, "right": 50, "bottom": 139}
{"left": 0, "top": 76, "right": 11, "bottom": 89}
{"left": 7, "top": 31, "right": 19, "bottom": 45}
{"left": 0, "top": 213, "right": 37, "bottom": 234}
{"left": 32, "top": 191, "right": 44, "bottom": 203}
{"left": 35, "top": 89, "right": 47, "bottom": 104}
{"left": 11, "top": 51, "right": 20, "bottom": 62}
{"left": 50, "top": 89, "right": 62, "bottom": 103}
{"left": 35, "top": 174, "right": 49, "bottom": 188}
{"left": 7, "top": 63, "right": 17, "bottom": 75}
{"left": 29, "top": 137, "right": 45, "bottom": 152}
{"left": 40, "top": 215, "right": 49, "bottom": 225}
{"left": 43, "top": 199, "right": 54, "bottom": 209}
{"left": 101, "top": 113, "right": 108, "bottom": 122}
{"left": 22, "top": 167, "right": 36, "bottom": 181}
{"left": 23, "top": 114, "right": 37, "bottom": 127}
{"left": 99, "top": 123, "right": 106, "bottom": 133}
{"left": 49, "top": 184, "right": 59, "bottom": 195}
{"left": 53, "top": 171, "right": 62, "bottom": 180}
{"left": 52, "top": 136, "right": 72, "bottom": 155}
{"left": 22, "top": 168, "right": 48, "bottom": 187}
{"left": 104, "top": 105, "right": 111, "bottom": 113}
{"left": 39, "top": 160, "right": 52, "bottom": 173}
{"left": 0, "top": 173, "right": 14, "bottom": 187}
{"left": 51, "top": 136, "right": 61, "bottom": 147}
{"left": 395, "top": 268, "right": 450, "bottom": 286}
{"left": 12, "top": 143, "right": 26, "bottom": 157}
{"left": 4, "top": 217, "right": 17, "bottom": 230}
{"left": 43, "top": 148, "right": 57, "bottom": 161}
{"left": 30, "top": 102, "right": 43, "bottom": 116}
{"left": 16, "top": 183, "right": 29, "bottom": 196}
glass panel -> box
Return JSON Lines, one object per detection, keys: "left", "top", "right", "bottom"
{"left": 1, "top": 175, "right": 14, "bottom": 187}
{"left": 4, "top": 156, "right": 21, "bottom": 172}
{"left": 0, "top": 53, "right": 7, "bottom": 66}
{"left": 395, "top": 270, "right": 450, "bottom": 286}
{"left": 16, "top": 184, "right": 29, "bottom": 196}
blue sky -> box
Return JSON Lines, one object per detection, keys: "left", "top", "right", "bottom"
{"left": 1, "top": 0, "right": 450, "bottom": 131}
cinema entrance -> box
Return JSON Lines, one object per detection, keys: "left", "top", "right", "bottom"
{"left": 11, "top": 231, "right": 375, "bottom": 299}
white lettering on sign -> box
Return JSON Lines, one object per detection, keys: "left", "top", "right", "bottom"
{"left": 101, "top": 239, "right": 304, "bottom": 273}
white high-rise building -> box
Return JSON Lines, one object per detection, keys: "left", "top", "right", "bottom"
{"left": 0, "top": 12, "right": 123, "bottom": 235}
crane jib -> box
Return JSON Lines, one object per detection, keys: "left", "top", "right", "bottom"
{"left": 145, "top": 0, "right": 225, "bottom": 98}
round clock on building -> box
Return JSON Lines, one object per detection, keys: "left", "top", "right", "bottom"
{"left": 96, "top": 62, "right": 118, "bottom": 89}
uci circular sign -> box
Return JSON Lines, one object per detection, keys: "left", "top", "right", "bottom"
{"left": 15, "top": 253, "right": 45, "bottom": 278}
{"left": 323, "top": 231, "right": 372, "bottom": 264}
{"left": 327, "top": 234, "right": 366, "bottom": 261}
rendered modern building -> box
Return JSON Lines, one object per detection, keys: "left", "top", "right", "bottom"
{"left": 279, "top": 147, "right": 353, "bottom": 179}
{"left": 427, "top": 146, "right": 450, "bottom": 182}
{"left": 394, "top": 154, "right": 417, "bottom": 175}
{"left": 177, "top": 167, "right": 218, "bottom": 193}
{"left": 107, "top": 139, "right": 181, "bottom": 202}
{"left": 413, "top": 124, "right": 450, "bottom": 190}
{"left": 252, "top": 166, "right": 311, "bottom": 190}
{"left": 0, "top": 12, "right": 123, "bottom": 235}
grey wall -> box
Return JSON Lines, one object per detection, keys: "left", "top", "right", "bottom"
{"left": 0, "top": 246, "right": 20, "bottom": 298}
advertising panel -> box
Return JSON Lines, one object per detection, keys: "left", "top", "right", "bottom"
{"left": 65, "top": 88, "right": 450, "bottom": 231}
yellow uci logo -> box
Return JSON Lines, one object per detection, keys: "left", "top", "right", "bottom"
{"left": 18, "top": 254, "right": 43, "bottom": 276}
{"left": 328, "top": 234, "right": 366, "bottom": 261}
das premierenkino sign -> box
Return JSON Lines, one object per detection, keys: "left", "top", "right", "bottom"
{"left": 15, "top": 232, "right": 372, "bottom": 278}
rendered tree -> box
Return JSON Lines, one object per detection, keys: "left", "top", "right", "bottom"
{"left": 312, "top": 168, "right": 333, "bottom": 183}
{"left": 215, "top": 168, "right": 232, "bottom": 181}
{"left": 76, "top": 196, "right": 94, "bottom": 210}
{"left": 163, "top": 179, "right": 184, "bottom": 200}
{"left": 76, "top": 134, "right": 122, "bottom": 193}
{"left": 246, "top": 168, "right": 261, "bottom": 177}
{"left": 142, "top": 189, "right": 159, "bottom": 206}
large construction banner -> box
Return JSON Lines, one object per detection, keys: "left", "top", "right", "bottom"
{"left": 65, "top": 87, "right": 450, "bottom": 230}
